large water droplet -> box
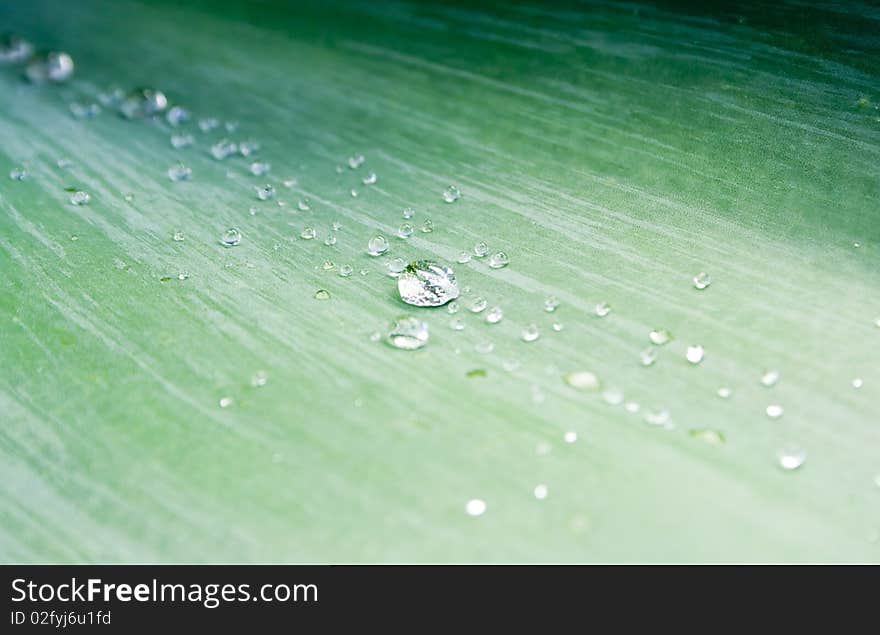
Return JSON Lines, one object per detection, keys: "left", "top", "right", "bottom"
{"left": 388, "top": 316, "right": 429, "bottom": 350}
{"left": 367, "top": 235, "right": 389, "bottom": 256}
{"left": 221, "top": 228, "right": 242, "bottom": 246}
{"left": 397, "top": 261, "right": 460, "bottom": 307}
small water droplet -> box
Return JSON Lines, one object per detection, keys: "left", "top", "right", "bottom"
{"left": 198, "top": 118, "right": 219, "bottom": 133}
{"left": 766, "top": 404, "right": 784, "bottom": 419}
{"left": 338, "top": 264, "right": 353, "bottom": 277}
{"left": 544, "top": 296, "right": 560, "bottom": 312}
{"left": 69, "top": 190, "right": 90, "bottom": 205}
{"left": 602, "top": 388, "right": 624, "bottom": 405}
{"left": 852, "top": 378, "right": 863, "bottom": 389}
{"left": 239, "top": 140, "right": 260, "bottom": 157}
{"left": 69, "top": 101, "right": 100, "bottom": 119}
{"left": 639, "top": 348, "right": 657, "bottom": 366}
{"left": 521, "top": 324, "right": 540, "bottom": 342}
{"left": 450, "top": 318, "right": 465, "bottom": 331}
{"left": 321, "top": 260, "right": 335, "bottom": 271}
{"left": 170, "top": 133, "right": 193, "bottom": 149}
{"left": 324, "top": 234, "right": 337, "bottom": 246}
{"left": 165, "top": 105, "right": 189, "bottom": 126}
{"left": 563, "top": 371, "right": 599, "bottom": 391}
{"left": 456, "top": 251, "right": 472, "bottom": 264}
{"left": 398, "top": 223, "right": 414, "bottom": 238}
{"left": 350, "top": 188, "right": 359, "bottom": 198}
{"left": 472, "top": 243, "right": 492, "bottom": 260}
{"left": 9, "top": 167, "right": 26, "bottom": 181}
{"left": 398, "top": 261, "right": 460, "bottom": 307}
{"left": 689, "top": 429, "right": 725, "bottom": 445}
{"left": 367, "top": 235, "right": 389, "bottom": 256}
{"left": 172, "top": 230, "right": 185, "bottom": 242}
{"left": 26, "top": 51, "right": 74, "bottom": 83}
{"left": 717, "top": 386, "right": 732, "bottom": 399}
{"left": 649, "top": 329, "right": 673, "bottom": 345}
{"left": 475, "top": 340, "right": 494, "bottom": 354}
{"left": 447, "top": 301, "right": 460, "bottom": 314}
{"left": 221, "top": 228, "right": 242, "bottom": 246}
{"left": 402, "top": 207, "right": 415, "bottom": 219}
{"left": 314, "top": 289, "right": 331, "bottom": 301}
{"left": 469, "top": 297, "right": 487, "bottom": 313}
{"left": 387, "top": 257, "right": 407, "bottom": 276}
{"left": 777, "top": 445, "right": 806, "bottom": 470}
{"left": 644, "top": 409, "right": 671, "bottom": 426}
{"left": 348, "top": 154, "right": 365, "bottom": 169}
{"left": 249, "top": 161, "right": 271, "bottom": 176}
{"left": 624, "top": 401, "right": 640, "bottom": 413}
{"left": 256, "top": 184, "right": 275, "bottom": 201}
{"left": 250, "top": 370, "right": 268, "bottom": 387}
{"left": 219, "top": 396, "right": 233, "bottom": 408}
{"left": 56, "top": 158, "right": 73, "bottom": 169}
{"left": 300, "top": 227, "right": 316, "bottom": 240}
{"left": 564, "top": 431, "right": 578, "bottom": 443}
{"left": 210, "top": 138, "right": 237, "bottom": 160}
{"left": 760, "top": 370, "right": 780, "bottom": 387}
{"left": 369, "top": 331, "right": 381, "bottom": 342}
{"left": 282, "top": 177, "right": 297, "bottom": 188}
{"left": 465, "top": 499, "right": 486, "bottom": 516}
{"left": 552, "top": 322, "right": 563, "bottom": 332}
{"left": 224, "top": 121, "right": 239, "bottom": 133}
{"left": 693, "top": 271, "right": 711, "bottom": 290}
{"left": 488, "top": 251, "right": 509, "bottom": 269}
{"left": 177, "top": 271, "right": 189, "bottom": 280}
{"left": 0, "top": 34, "right": 33, "bottom": 64}
{"left": 442, "top": 185, "right": 461, "bottom": 203}
{"left": 533, "top": 484, "right": 548, "bottom": 500}
{"left": 420, "top": 219, "right": 434, "bottom": 233}
{"left": 686, "top": 345, "right": 705, "bottom": 364}
{"left": 332, "top": 221, "right": 342, "bottom": 231}
{"left": 362, "top": 172, "right": 377, "bottom": 185}
{"left": 594, "top": 302, "right": 611, "bottom": 317}
{"left": 167, "top": 163, "right": 192, "bottom": 181}
{"left": 485, "top": 306, "right": 504, "bottom": 324}
{"left": 388, "top": 316, "right": 429, "bottom": 350}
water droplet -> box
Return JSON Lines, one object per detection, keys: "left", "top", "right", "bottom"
{"left": 564, "top": 431, "right": 578, "bottom": 443}
{"left": 639, "top": 348, "right": 657, "bottom": 366}
{"left": 563, "top": 371, "right": 599, "bottom": 392}
{"left": 452, "top": 251, "right": 471, "bottom": 265}
{"left": 119, "top": 88, "right": 167, "bottom": 118}
{"left": 552, "top": 322, "right": 563, "bottom": 332}
{"left": 447, "top": 301, "right": 460, "bottom": 314}
{"left": 690, "top": 429, "right": 725, "bottom": 445}
{"left": 488, "top": 251, "right": 509, "bottom": 269}
{"left": 256, "top": 184, "right": 275, "bottom": 201}
{"left": 56, "top": 158, "right": 73, "bottom": 169}
{"left": 300, "top": 227, "right": 316, "bottom": 240}
{"left": 165, "top": 105, "right": 189, "bottom": 126}
{"left": 777, "top": 445, "right": 806, "bottom": 470}
{"left": 170, "top": 133, "right": 193, "bottom": 149}
{"left": 503, "top": 359, "right": 521, "bottom": 372}
{"left": 534, "top": 484, "right": 548, "bottom": 500}
{"left": 9, "top": 167, "right": 26, "bottom": 181}
{"left": 450, "top": 318, "right": 465, "bottom": 331}
{"left": 442, "top": 185, "right": 461, "bottom": 203}
{"left": 852, "top": 378, "right": 863, "bottom": 389}
{"left": 388, "top": 316, "right": 429, "bottom": 350}
{"left": 198, "top": 118, "right": 219, "bottom": 133}
{"left": 397, "top": 261, "right": 460, "bottom": 307}
{"left": 0, "top": 34, "right": 33, "bottom": 64}
{"left": 350, "top": 188, "right": 359, "bottom": 198}
{"left": 221, "top": 228, "right": 242, "bottom": 247}
{"left": 26, "top": 51, "right": 74, "bottom": 83}
{"left": 209, "top": 138, "right": 237, "bottom": 160}
{"left": 367, "top": 235, "right": 389, "bottom": 256}
{"left": 249, "top": 161, "right": 271, "bottom": 176}
{"left": 398, "top": 223, "right": 414, "bottom": 238}
{"left": 485, "top": 306, "right": 504, "bottom": 324}
{"left": 475, "top": 340, "right": 494, "bottom": 354}
{"left": 693, "top": 272, "right": 711, "bottom": 290}
{"left": 225, "top": 121, "right": 239, "bottom": 133}
{"left": 760, "top": 370, "right": 780, "bottom": 387}
{"left": 282, "top": 177, "right": 297, "bottom": 188}
{"left": 644, "top": 409, "right": 671, "bottom": 426}
{"left": 766, "top": 404, "right": 784, "bottom": 419}
{"left": 686, "top": 345, "right": 705, "bottom": 364}
{"left": 649, "top": 329, "right": 673, "bottom": 345}
{"left": 362, "top": 172, "right": 377, "bottom": 185}
{"left": 239, "top": 140, "right": 260, "bottom": 157}
{"left": 219, "top": 396, "right": 233, "bottom": 408}
{"left": 624, "top": 401, "right": 640, "bottom": 413}
{"left": 544, "top": 296, "right": 560, "bottom": 312}
{"left": 420, "top": 219, "right": 434, "bottom": 233}
{"left": 172, "top": 230, "right": 185, "bottom": 242}
{"left": 369, "top": 331, "right": 381, "bottom": 342}
{"left": 322, "top": 233, "right": 336, "bottom": 246}
{"left": 387, "top": 257, "right": 407, "bottom": 276}
{"left": 177, "top": 271, "right": 189, "bottom": 281}
{"left": 348, "top": 154, "right": 365, "bottom": 169}
{"left": 69, "top": 101, "right": 100, "bottom": 119}
{"left": 602, "top": 388, "right": 624, "bottom": 405}
{"left": 521, "top": 324, "right": 540, "bottom": 342}
{"left": 465, "top": 499, "right": 486, "bottom": 516}
{"left": 591, "top": 303, "right": 609, "bottom": 318}
{"left": 875, "top": 317, "right": 880, "bottom": 328}
{"left": 332, "top": 221, "right": 342, "bottom": 231}
{"left": 321, "top": 260, "right": 335, "bottom": 271}
{"left": 402, "top": 207, "right": 415, "bottom": 219}
{"left": 338, "top": 264, "right": 353, "bottom": 277}
{"left": 69, "top": 190, "right": 90, "bottom": 205}
{"left": 314, "top": 289, "right": 331, "bottom": 301}
{"left": 717, "top": 386, "right": 732, "bottom": 399}
{"left": 469, "top": 297, "right": 487, "bottom": 313}
{"left": 167, "top": 163, "right": 192, "bottom": 181}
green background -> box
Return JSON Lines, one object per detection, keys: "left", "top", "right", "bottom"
{"left": 1, "top": 0, "right": 878, "bottom": 562}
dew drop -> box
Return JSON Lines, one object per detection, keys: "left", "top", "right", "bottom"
{"left": 347, "top": 154, "right": 365, "bottom": 169}
{"left": 649, "top": 329, "right": 673, "bottom": 345}
{"left": 533, "top": 484, "right": 548, "bottom": 500}
{"left": 167, "top": 163, "right": 192, "bottom": 181}
{"left": 552, "top": 322, "right": 563, "bottom": 332}
{"left": 686, "top": 345, "right": 705, "bottom": 364}
{"left": 69, "top": 101, "right": 100, "bottom": 119}
{"left": 544, "top": 296, "right": 560, "bottom": 313}
{"left": 447, "top": 301, "right": 460, "bottom": 315}
{"left": 693, "top": 272, "right": 711, "bottom": 290}
{"left": 321, "top": 260, "right": 335, "bottom": 271}
{"left": 165, "top": 105, "right": 189, "bottom": 126}
{"left": 602, "top": 388, "right": 624, "bottom": 405}
{"left": 219, "top": 396, "right": 233, "bottom": 409}
{"left": 250, "top": 370, "right": 268, "bottom": 387}
{"left": 314, "top": 289, "right": 331, "bottom": 301}
{"left": 26, "top": 51, "right": 74, "bottom": 83}
{"left": 69, "top": 190, "right": 90, "bottom": 205}
{"left": 521, "top": 324, "right": 540, "bottom": 342}
{"left": 221, "top": 228, "right": 242, "bottom": 247}
{"left": 398, "top": 223, "right": 414, "bottom": 238}
{"left": 172, "top": 230, "right": 185, "bottom": 242}
{"left": 465, "top": 499, "right": 486, "bottom": 516}
{"left": 639, "top": 348, "right": 657, "bottom": 367}
{"left": 367, "top": 235, "right": 389, "bottom": 256}
{"left": 420, "top": 219, "right": 434, "bottom": 233}
{"left": 456, "top": 251, "right": 472, "bottom": 264}
{"left": 9, "top": 167, "right": 26, "bottom": 181}
{"left": 450, "top": 318, "right": 465, "bottom": 331}
{"left": 338, "top": 264, "right": 353, "bottom": 277}
{"left": 717, "top": 386, "right": 732, "bottom": 399}
{"left": 469, "top": 297, "right": 487, "bottom": 313}
{"left": 362, "top": 172, "right": 377, "bottom": 185}
{"left": 300, "top": 227, "right": 316, "bottom": 240}
{"left": 170, "top": 133, "right": 193, "bottom": 149}
{"left": 502, "top": 359, "right": 521, "bottom": 372}
{"left": 766, "top": 404, "right": 784, "bottom": 419}
{"left": 387, "top": 257, "right": 407, "bottom": 276}
{"left": 397, "top": 261, "right": 460, "bottom": 307}
{"left": 488, "top": 252, "right": 509, "bottom": 269}
{"left": 689, "top": 429, "right": 725, "bottom": 445}
{"left": 323, "top": 234, "right": 336, "bottom": 246}
{"left": 644, "top": 409, "right": 671, "bottom": 426}
{"left": 402, "top": 207, "right": 415, "bottom": 219}
{"left": 563, "top": 371, "right": 599, "bottom": 391}
{"left": 485, "top": 306, "right": 504, "bottom": 324}
{"left": 350, "top": 188, "right": 359, "bottom": 198}
{"left": 256, "top": 184, "right": 275, "bottom": 201}
{"left": 249, "top": 161, "right": 271, "bottom": 176}
{"left": 282, "top": 177, "right": 297, "bottom": 188}
{"left": 624, "top": 401, "right": 641, "bottom": 413}
{"left": 852, "top": 378, "right": 863, "bottom": 389}
{"left": 442, "top": 185, "right": 461, "bottom": 203}
{"left": 198, "top": 117, "right": 219, "bottom": 133}
{"left": 475, "top": 340, "right": 494, "bottom": 354}
{"left": 594, "top": 302, "right": 611, "bottom": 317}
{"left": 388, "top": 316, "right": 429, "bottom": 350}
{"left": 760, "top": 370, "right": 780, "bottom": 387}
{"left": 0, "top": 34, "right": 33, "bottom": 64}
{"left": 564, "top": 431, "right": 578, "bottom": 443}
{"left": 239, "top": 140, "right": 260, "bottom": 157}
{"left": 777, "top": 445, "right": 806, "bottom": 471}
